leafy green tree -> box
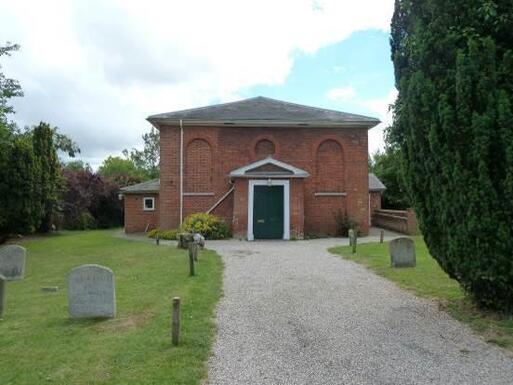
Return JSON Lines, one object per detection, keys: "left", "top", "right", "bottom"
{"left": 98, "top": 156, "right": 144, "bottom": 186}
{"left": 63, "top": 160, "right": 90, "bottom": 172}
{"left": 0, "top": 42, "right": 24, "bottom": 240}
{"left": 0, "top": 43, "right": 80, "bottom": 240}
{"left": 0, "top": 42, "right": 22, "bottom": 130}
{"left": 1, "top": 136, "right": 39, "bottom": 235}
{"left": 391, "top": 0, "right": 513, "bottom": 310}
{"left": 123, "top": 127, "right": 160, "bottom": 179}
{"left": 370, "top": 147, "right": 410, "bottom": 209}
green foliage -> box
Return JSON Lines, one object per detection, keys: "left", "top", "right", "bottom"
{"left": 370, "top": 148, "right": 410, "bottom": 209}
{"left": 181, "top": 213, "right": 231, "bottom": 240}
{"left": 32, "top": 122, "right": 61, "bottom": 232}
{"left": 0, "top": 42, "right": 23, "bottom": 127}
{"left": 53, "top": 131, "right": 80, "bottom": 157}
{"left": 63, "top": 160, "right": 90, "bottom": 172}
{"left": 123, "top": 127, "right": 160, "bottom": 180}
{"left": 98, "top": 156, "right": 144, "bottom": 187}
{"left": 391, "top": 0, "right": 513, "bottom": 310}
{"left": 1, "top": 136, "right": 39, "bottom": 235}
{"left": 63, "top": 211, "right": 96, "bottom": 230}
{"left": 0, "top": 43, "right": 80, "bottom": 241}
{"left": 147, "top": 228, "right": 178, "bottom": 240}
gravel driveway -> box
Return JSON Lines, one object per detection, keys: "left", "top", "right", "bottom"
{"left": 206, "top": 236, "right": 513, "bottom": 385}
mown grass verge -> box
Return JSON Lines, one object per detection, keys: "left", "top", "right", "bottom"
{"left": 0, "top": 230, "right": 223, "bottom": 385}
{"left": 329, "top": 237, "right": 513, "bottom": 352}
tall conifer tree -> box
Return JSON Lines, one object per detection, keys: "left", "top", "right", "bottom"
{"left": 391, "top": 0, "right": 513, "bottom": 309}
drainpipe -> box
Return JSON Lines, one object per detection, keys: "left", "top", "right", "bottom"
{"left": 180, "top": 119, "right": 184, "bottom": 225}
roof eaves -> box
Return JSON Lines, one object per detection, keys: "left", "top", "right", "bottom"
{"left": 149, "top": 118, "right": 380, "bottom": 130}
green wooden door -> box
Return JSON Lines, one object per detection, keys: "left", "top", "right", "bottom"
{"left": 253, "top": 185, "right": 284, "bottom": 239}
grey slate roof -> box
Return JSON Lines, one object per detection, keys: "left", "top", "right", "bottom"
{"left": 120, "top": 174, "right": 386, "bottom": 194}
{"left": 369, "top": 173, "right": 387, "bottom": 192}
{"left": 148, "top": 96, "right": 380, "bottom": 128}
{"left": 119, "top": 179, "right": 160, "bottom": 194}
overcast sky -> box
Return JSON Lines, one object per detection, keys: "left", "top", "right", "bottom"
{"left": 1, "top": 0, "right": 396, "bottom": 168}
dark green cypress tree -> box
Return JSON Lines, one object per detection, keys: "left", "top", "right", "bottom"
{"left": 391, "top": 0, "right": 513, "bottom": 310}
{"left": 32, "top": 122, "right": 60, "bottom": 232}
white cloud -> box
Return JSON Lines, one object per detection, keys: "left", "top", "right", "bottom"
{"left": 363, "top": 88, "right": 398, "bottom": 156}
{"left": 0, "top": 0, "right": 394, "bottom": 167}
{"left": 326, "top": 86, "right": 357, "bottom": 102}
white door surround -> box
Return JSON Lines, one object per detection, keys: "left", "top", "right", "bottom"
{"left": 247, "top": 179, "right": 290, "bottom": 241}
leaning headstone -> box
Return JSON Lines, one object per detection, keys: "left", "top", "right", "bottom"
{"left": 0, "top": 274, "right": 5, "bottom": 319}
{"left": 390, "top": 237, "right": 416, "bottom": 268}
{"left": 0, "top": 245, "right": 26, "bottom": 280}
{"left": 67, "top": 264, "right": 116, "bottom": 319}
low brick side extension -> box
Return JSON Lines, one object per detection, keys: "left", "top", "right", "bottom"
{"left": 124, "top": 194, "right": 160, "bottom": 233}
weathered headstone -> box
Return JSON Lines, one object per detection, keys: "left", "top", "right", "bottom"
{"left": 0, "top": 275, "right": 5, "bottom": 319}
{"left": 390, "top": 237, "right": 416, "bottom": 268}
{"left": 67, "top": 264, "right": 116, "bottom": 319}
{"left": 0, "top": 245, "right": 26, "bottom": 280}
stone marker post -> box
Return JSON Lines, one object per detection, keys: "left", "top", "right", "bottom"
{"left": 0, "top": 275, "right": 5, "bottom": 319}
{"left": 172, "top": 297, "right": 181, "bottom": 345}
{"left": 348, "top": 229, "right": 355, "bottom": 247}
{"left": 188, "top": 244, "right": 196, "bottom": 276}
{"left": 380, "top": 230, "right": 384, "bottom": 244}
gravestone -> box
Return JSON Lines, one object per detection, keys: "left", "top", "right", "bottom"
{"left": 67, "top": 264, "right": 116, "bottom": 319}
{"left": 0, "top": 245, "right": 26, "bottom": 280}
{"left": 390, "top": 237, "right": 416, "bottom": 268}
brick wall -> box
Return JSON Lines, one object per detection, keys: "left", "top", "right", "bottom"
{"left": 124, "top": 194, "right": 160, "bottom": 233}
{"left": 158, "top": 125, "right": 370, "bottom": 236}
{"left": 370, "top": 192, "right": 382, "bottom": 214}
{"left": 371, "top": 208, "right": 419, "bottom": 235}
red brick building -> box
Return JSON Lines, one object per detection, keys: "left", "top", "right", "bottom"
{"left": 121, "top": 97, "right": 384, "bottom": 239}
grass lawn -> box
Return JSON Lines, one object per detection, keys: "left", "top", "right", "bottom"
{"left": 0, "top": 230, "right": 223, "bottom": 385}
{"left": 329, "top": 237, "right": 513, "bottom": 352}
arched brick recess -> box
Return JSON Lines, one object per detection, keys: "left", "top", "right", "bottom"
{"left": 316, "top": 139, "right": 345, "bottom": 192}
{"left": 254, "top": 139, "right": 276, "bottom": 159}
{"left": 185, "top": 138, "right": 213, "bottom": 192}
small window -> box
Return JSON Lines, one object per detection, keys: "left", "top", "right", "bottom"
{"left": 143, "top": 197, "right": 155, "bottom": 211}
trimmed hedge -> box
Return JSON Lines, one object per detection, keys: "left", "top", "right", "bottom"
{"left": 147, "top": 229, "right": 178, "bottom": 240}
